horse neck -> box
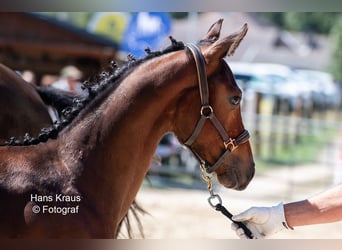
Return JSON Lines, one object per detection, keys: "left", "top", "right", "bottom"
{"left": 63, "top": 50, "right": 197, "bottom": 222}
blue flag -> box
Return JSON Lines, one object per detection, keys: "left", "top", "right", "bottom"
{"left": 121, "top": 12, "right": 172, "bottom": 57}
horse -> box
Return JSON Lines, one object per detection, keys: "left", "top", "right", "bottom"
{"left": 0, "top": 62, "right": 141, "bottom": 238}
{"left": 0, "top": 19, "right": 255, "bottom": 238}
{"left": 0, "top": 64, "right": 52, "bottom": 144}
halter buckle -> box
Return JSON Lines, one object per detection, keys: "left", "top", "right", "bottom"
{"left": 224, "top": 138, "right": 238, "bottom": 152}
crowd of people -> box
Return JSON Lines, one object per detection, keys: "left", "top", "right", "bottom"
{"left": 21, "top": 65, "right": 85, "bottom": 97}
{"left": 19, "top": 65, "right": 86, "bottom": 122}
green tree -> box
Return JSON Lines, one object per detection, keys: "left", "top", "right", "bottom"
{"left": 329, "top": 15, "right": 342, "bottom": 83}
{"left": 257, "top": 12, "right": 337, "bottom": 34}
{"left": 40, "top": 12, "right": 93, "bottom": 29}
{"left": 284, "top": 13, "right": 337, "bottom": 34}
{"left": 257, "top": 13, "right": 286, "bottom": 27}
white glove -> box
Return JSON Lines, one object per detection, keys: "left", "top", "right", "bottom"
{"left": 231, "top": 202, "right": 292, "bottom": 239}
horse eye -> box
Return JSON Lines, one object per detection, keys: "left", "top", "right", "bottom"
{"left": 230, "top": 96, "right": 241, "bottom": 105}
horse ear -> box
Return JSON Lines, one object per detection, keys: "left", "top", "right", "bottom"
{"left": 203, "top": 23, "right": 248, "bottom": 60}
{"left": 202, "top": 19, "right": 224, "bottom": 41}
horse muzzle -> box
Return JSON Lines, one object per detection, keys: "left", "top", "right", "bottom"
{"left": 216, "top": 161, "right": 255, "bottom": 190}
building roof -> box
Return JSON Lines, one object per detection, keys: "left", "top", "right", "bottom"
{"left": 0, "top": 13, "right": 119, "bottom": 79}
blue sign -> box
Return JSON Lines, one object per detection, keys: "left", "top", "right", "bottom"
{"left": 120, "top": 12, "right": 172, "bottom": 57}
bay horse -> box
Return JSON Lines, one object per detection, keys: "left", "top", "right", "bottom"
{"left": 0, "top": 19, "right": 255, "bottom": 238}
{"left": 0, "top": 62, "right": 139, "bottom": 238}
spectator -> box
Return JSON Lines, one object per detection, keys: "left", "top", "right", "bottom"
{"left": 21, "top": 70, "right": 36, "bottom": 85}
{"left": 52, "top": 65, "right": 87, "bottom": 97}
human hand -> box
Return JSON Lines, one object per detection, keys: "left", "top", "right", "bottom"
{"left": 231, "top": 202, "right": 292, "bottom": 239}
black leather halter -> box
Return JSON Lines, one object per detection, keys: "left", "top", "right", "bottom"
{"left": 183, "top": 43, "right": 250, "bottom": 173}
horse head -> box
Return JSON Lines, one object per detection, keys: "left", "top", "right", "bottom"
{"left": 174, "top": 19, "right": 255, "bottom": 190}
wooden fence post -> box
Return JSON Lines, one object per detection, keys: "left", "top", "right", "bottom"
{"left": 254, "top": 92, "right": 262, "bottom": 157}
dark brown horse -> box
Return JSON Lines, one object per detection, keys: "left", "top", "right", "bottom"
{"left": 0, "top": 19, "right": 255, "bottom": 238}
{"left": 0, "top": 62, "right": 138, "bottom": 238}
{"left": 0, "top": 64, "right": 52, "bottom": 144}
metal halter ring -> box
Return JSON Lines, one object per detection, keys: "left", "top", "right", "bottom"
{"left": 200, "top": 105, "right": 213, "bottom": 117}
{"left": 208, "top": 194, "right": 222, "bottom": 208}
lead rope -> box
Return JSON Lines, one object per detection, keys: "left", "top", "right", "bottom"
{"left": 200, "top": 165, "right": 253, "bottom": 239}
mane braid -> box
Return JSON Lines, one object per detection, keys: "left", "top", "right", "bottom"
{"left": 0, "top": 38, "right": 185, "bottom": 147}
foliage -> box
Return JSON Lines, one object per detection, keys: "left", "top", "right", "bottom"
{"left": 257, "top": 12, "right": 342, "bottom": 83}
{"left": 257, "top": 12, "right": 338, "bottom": 34}
{"left": 41, "top": 12, "right": 92, "bottom": 28}
{"left": 170, "top": 12, "right": 189, "bottom": 19}
{"left": 329, "top": 15, "right": 342, "bottom": 83}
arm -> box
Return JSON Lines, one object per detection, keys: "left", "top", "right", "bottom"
{"left": 285, "top": 184, "right": 342, "bottom": 227}
{"left": 231, "top": 184, "right": 342, "bottom": 238}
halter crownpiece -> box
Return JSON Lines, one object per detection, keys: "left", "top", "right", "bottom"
{"left": 183, "top": 43, "right": 250, "bottom": 173}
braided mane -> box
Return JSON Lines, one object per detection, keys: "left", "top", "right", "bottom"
{"left": 2, "top": 37, "right": 184, "bottom": 147}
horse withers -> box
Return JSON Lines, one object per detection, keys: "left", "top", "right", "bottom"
{"left": 0, "top": 19, "right": 254, "bottom": 238}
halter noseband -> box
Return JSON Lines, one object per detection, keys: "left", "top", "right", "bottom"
{"left": 183, "top": 43, "right": 250, "bottom": 173}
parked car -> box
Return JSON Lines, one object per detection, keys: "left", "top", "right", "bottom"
{"left": 228, "top": 61, "right": 321, "bottom": 111}
{"left": 293, "top": 69, "right": 341, "bottom": 109}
